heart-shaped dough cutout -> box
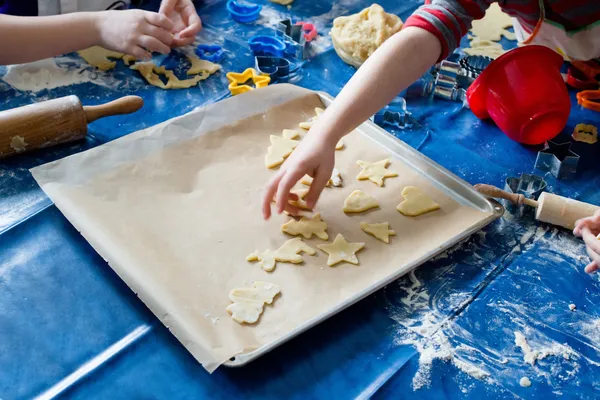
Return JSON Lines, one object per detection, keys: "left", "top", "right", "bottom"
{"left": 396, "top": 186, "right": 440, "bottom": 216}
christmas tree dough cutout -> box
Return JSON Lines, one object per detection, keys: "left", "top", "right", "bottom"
{"left": 343, "top": 190, "right": 379, "bottom": 213}
{"left": 226, "top": 281, "right": 280, "bottom": 324}
{"left": 397, "top": 186, "right": 440, "bottom": 216}
{"left": 247, "top": 237, "right": 316, "bottom": 272}
{"left": 317, "top": 234, "right": 365, "bottom": 267}
{"left": 356, "top": 158, "right": 398, "bottom": 186}
{"left": 265, "top": 130, "right": 300, "bottom": 169}
{"left": 282, "top": 212, "right": 329, "bottom": 240}
{"left": 301, "top": 168, "right": 343, "bottom": 187}
{"left": 299, "top": 107, "right": 324, "bottom": 130}
{"left": 360, "top": 222, "right": 396, "bottom": 243}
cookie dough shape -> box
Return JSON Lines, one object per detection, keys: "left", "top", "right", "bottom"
{"left": 465, "top": 4, "right": 515, "bottom": 58}
{"left": 131, "top": 62, "right": 208, "bottom": 89}
{"left": 247, "top": 237, "right": 315, "bottom": 272}
{"left": 330, "top": 4, "right": 403, "bottom": 68}
{"left": 288, "top": 188, "right": 311, "bottom": 211}
{"left": 187, "top": 56, "right": 221, "bottom": 75}
{"left": 226, "top": 281, "right": 280, "bottom": 324}
{"left": 282, "top": 212, "right": 328, "bottom": 240}
{"left": 78, "top": 46, "right": 125, "bottom": 70}
{"left": 270, "top": 0, "right": 294, "bottom": 4}
{"left": 396, "top": 186, "right": 440, "bottom": 216}
{"left": 299, "top": 107, "right": 324, "bottom": 130}
{"left": 301, "top": 168, "right": 343, "bottom": 188}
{"left": 265, "top": 130, "right": 300, "bottom": 169}
{"left": 343, "top": 190, "right": 379, "bottom": 213}
{"left": 360, "top": 222, "right": 395, "bottom": 243}
{"left": 318, "top": 234, "right": 365, "bottom": 267}
{"left": 572, "top": 123, "right": 598, "bottom": 144}
{"left": 356, "top": 158, "right": 398, "bottom": 186}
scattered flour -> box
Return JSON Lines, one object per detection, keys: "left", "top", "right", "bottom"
{"left": 514, "top": 331, "right": 575, "bottom": 366}
{"left": 520, "top": 376, "right": 532, "bottom": 387}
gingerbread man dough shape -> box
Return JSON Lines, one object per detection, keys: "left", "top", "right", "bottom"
{"left": 226, "top": 281, "right": 281, "bottom": 324}
{"left": 247, "top": 237, "right": 315, "bottom": 272}
{"left": 282, "top": 212, "right": 329, "bottom": 240}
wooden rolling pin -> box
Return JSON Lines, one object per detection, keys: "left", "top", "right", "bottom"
{"left": 0, "top": 95, "right": 143, "bottom": 158}
{"left": 475, "top": 184, "right": 600, "bottom": 230}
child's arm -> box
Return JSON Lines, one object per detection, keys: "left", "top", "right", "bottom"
{"left": 0, "top": 10, "right": 174, "bottom": 65}
{"left": 262, "top": 27, "right": 441, "bottom": 219}
{"left": 574, "top": 211, "right": 600, "bottom": 273}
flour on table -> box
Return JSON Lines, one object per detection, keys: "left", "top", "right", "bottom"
{"left": 514, "top": 331, "right": 575, "bottom": 366}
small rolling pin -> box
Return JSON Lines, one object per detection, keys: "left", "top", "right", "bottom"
{"left": 0, "top": 95, "right": 144, "bottom": 158}
{"left": 475, "top": 184, "right": 600, "bottom": 230}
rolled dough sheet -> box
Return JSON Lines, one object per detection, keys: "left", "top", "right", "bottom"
{"left": 30, "top": 84, "right": 492, "bottom": 373}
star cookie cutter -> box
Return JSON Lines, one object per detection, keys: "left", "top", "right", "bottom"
{"left": 534, "top": 140, "right": 580, "bottom": 179}
{"left": 226, "top": 68, "right": 270, "bottom": 96}
{"left": 254, "top": 56, "right": 298, "bottom": 82}
{"left": 248, "top": 35, "right": 286, "bottom": 57}
{"left": 226, "top": 0, "right": 261, "bottom": 23}
{"left": 504, "top": 174, "right": 547, "bottom": 200}
{"left": 195, "top": 44, "right": 224, "bottom": 62}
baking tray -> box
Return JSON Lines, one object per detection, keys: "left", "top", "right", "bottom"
{"left": 224, "top": 91, "right": 504, "bottom": 367}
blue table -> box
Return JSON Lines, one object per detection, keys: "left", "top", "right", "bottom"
{"left": 1, "top": 1, "right": 599, "bottom": 399}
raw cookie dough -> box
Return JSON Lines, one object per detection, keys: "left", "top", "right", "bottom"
{"left": 265, "top": 130, "right": 300, "bottom": 168}
{"left": 77, "top": 46, "right": 125, "bottom": 70}
{"left": 299, "top": 107, "right": 324, "bottom": 130}
{"left": 519, "top": 377, "right": 532, "bottom": 388}
{"left": 270, "top": 0, "right": 294, "bottom": 4}
{"left": 343, "top": 190, "right": 379, "bottom": 213}
{"left": 289, "top": 188, "right": 311, "bottom": 211}
{"left": 330, "top": 4, "right": 403, "bottom": 68}
{"left": 356, "top": 158, "right": 398, "bottom": 186}
{"left": 131, "top": 62, "right": 209, "bottom": 89}
{"left": 226, "top": 281, "right": 281, "bottom": 324}
{"left": 572, "top": 123, "right": 598, "bottom": 144}
{"left": 10, "top": 136, "right": 28, "bottom": 153}
{"left": 396, "top": 186, "right": 440, "bottom": 216}
{"left": 360, "top": 222, "right": 395, "bottom": 243}
{"left": 122, "top": 55, "right": 136, "bottom": 66}
{"left": 187, "top": 55, "right": 221, "bottom": 75}
{"left": 568, "top": 303, "right": 576, "bottom": 311}
{"left": 317, "top": 233, "right": 365, "bottom": 267}
{"left": 465, "top": 4, "right": 515, "bottom": 58}
{"left": 301, "top": 168, "right": 342, "bottom": 187}
{"left": 282, "top": 212, "right": 329, "bottom": 240}
{"left": 247, "top": 237, "right": 315, "bottom": 272}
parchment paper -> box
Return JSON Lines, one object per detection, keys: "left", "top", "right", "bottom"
{"left": 31, "top": 84, "right": 491, "bottom": 373}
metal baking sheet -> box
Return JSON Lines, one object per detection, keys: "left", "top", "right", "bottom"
{"left": 225, "top": 91, "right": 504, "bottom": 367}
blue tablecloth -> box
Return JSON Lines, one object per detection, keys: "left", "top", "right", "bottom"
{"left": 1, "top": 1, "right": 599, "bottom": 399}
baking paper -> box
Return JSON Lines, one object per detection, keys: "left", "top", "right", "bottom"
{"left": 31, "top": 84, "right": 491, "bottom": 372}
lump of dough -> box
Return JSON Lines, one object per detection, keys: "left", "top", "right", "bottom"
{"left": 519, "top": 377, "right": 532, "bottom": 387}
{"left": 282, "top": 212, "right": 328, "bottom": 240}
{"left": 317, "top": 234, "right": 365, "bottom": 267}
{"left": 247, "top": 237, "right": 315, "bottom": 272}
{"left": 343, "top": 190, "right": 379, "bottom": 213}
{"left": 330, "top": 4, "right": 403, "bottom": 68}
{"left": 396, "top": 186, "right": 440, "bottom": 216}
{"left": 226, "top": 281, "right": 280, "bottom": 324}
{"left": 360, "top": 222, "right": 395, "bottom": 243}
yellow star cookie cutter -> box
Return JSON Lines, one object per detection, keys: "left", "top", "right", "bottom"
{"left": 226, "top": 68, "right": 270, "bottom": 96}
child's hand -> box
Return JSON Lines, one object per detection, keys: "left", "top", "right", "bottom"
{"left": 159, "top": 0, "right": 202, "bottom": 47}
{"left": 96, "top": 10, "right": 174, "bottom": 60}
{"left": 573, "top": 210, "right": 600, "bottom": 273}
{"left": 262, "top": 133, "right": 336, "bottom": 219}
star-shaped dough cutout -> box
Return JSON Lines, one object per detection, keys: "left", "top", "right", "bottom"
{"left": 281, "top": 212, "right": 328, "bottom": 240}
{"left": 265, "top": 131, "right": 300, "bottom": 168}
{"left": 356, "top": 158, "right": 398, "bottom": 186}
{"left": 343, "top": 190, "right": 379, "bottom": 213}
{"left": 247, "top": 237, "right": 315, "bottom": 272}
{"left": 396, "top": 186, "right": 440, "bottom": 216}
{"left": 360, "top": 222, "right": 395, "bottom": 243}
{"left": 317, "top": 234, "right": 365, "bottom": 267}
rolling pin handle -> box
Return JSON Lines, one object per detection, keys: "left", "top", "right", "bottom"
{"left": 83, "top": 95, "right": 144, "bottom": 123}
{"left": 474, "top": 184, "right": 539, "bottom": 208}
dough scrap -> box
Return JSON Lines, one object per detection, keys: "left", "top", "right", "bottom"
{"left": 330, "top": 4, "right": 403, "bottom": 68}
{"left": 247, "top": 237, "right": 315, "bottom": 272}
{"left": 572, "top": 123, "right": 598, "bottom": 144}
{"left": 282, "top": 212, "right": 328, "bottom": 240}
{"left": 519, "top": 377, "right": 532, "bottom": 388}
{"left": 10, "top": 135, "right": 28, "bottom": 153}
{"left": 226, "top": 281, "right": 280, "bottom": 324}
{"left": 301, "top": 168, "right": 343, "bottom": 188}
{"left": 360, "top": 222, "right": 395, "bottom": 243}
{"left": 77, "top": 46, "right": 125, "bottom": 71}
{"left": 265, "top": 131, "right": 300, "bottom": 169}
{"left": 317, "top": 233, "right": 365, "bottom": 267}
{"left": 131, "top": 62, "right": 209, "bottom": 89}
{"left": 299, "top": 107, "right": 324, "bottom": 130}
{"left": 335, "top": 139, "right": 345, "bottom": 150}
{"left": 187, "top": 55, "right": 221, "bottom": 75}
{"left": 396, "top": 186, "right": 440, "bottom": 216}
{"left": 465, "top": 4, "right": 515, "bottom": 58}
{"left": 568, "top": 303, "right": 576, "bottom": 311}
{"left": 122, "top": 55, "right": 136, "bottom": 66}
{"left": 464, "top": 39, "right": 507, "bottom": 58}
{"left": 343, "top": 190, "right": 379, "bottom": 213}
{"left": 270, "top": 0, "right": 294, "bottom": 4}
{"left": 356, "top": 158, "right": 398, "bottom": 186}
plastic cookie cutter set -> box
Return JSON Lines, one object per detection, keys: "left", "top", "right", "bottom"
{"left": 371, "top": 98, "right": 413, "bottom": 129}
{"left": 226, "top": 68, "right": 270, "bottom": 96}
{"left": 534, "top": 140, "right": 580, "bottom": 179}
{"left": 254, "top": 56, "right": 299, "bottom": 82}
{"left": 503, "top": 173, "right": 547, "bottom": 215}
{"left": 195, "top": 44, "right": 224, "bottom": 63}
{"left": 248, "top": 35, "right": 286, "bottom": 58}
{"left": 227, "top": 0, "right": 261, "bottom": 23}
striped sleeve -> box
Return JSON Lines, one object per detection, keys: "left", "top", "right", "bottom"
{"left": 404, "top": 0, "right": 495, "bottom": 62}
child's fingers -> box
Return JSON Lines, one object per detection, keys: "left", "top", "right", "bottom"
{"left": 585, "top": 246, "right": 600, "bottom": 270}
{"left": 145, "top": 11, "right": 174, "bottom": 32}
{"left": 263, "top": 171, "right": 284, "bottom": 219}
{"left": 138, "top": 35, "right": 171, "bottom": 55}
{"left": 584, "top": 261, "right": 599, "bottom": 274}
{"left": 306, "top": 169, "right": 329, "bottom": 209}
{"left": 582, "top": 227, "right": 600, "bottom": 255}
{"left": 275, "top": 168, "right": 305, "bottom": 215}
{"left": 171, "top": 35, "right": 196, "bottom": 47}
{"left": 143, "top": 24, "right": 174, "bottom": 47}
{"left": 130, "top": 46, "right": 152, "bottom": 61}
{"left": 178, "top": 8, "right": 202, "bottom": 37}
{"left": 158, "top": 0, "right": 176, "bottom": 15}
{"left": 283, "top": 202, "right": 300, "bottom": 216}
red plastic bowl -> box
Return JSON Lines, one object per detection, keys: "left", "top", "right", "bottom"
{"left": 466, "top": 45, "right": 571, "bottom": 145}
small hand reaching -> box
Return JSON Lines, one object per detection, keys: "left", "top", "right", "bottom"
{"left": 573, "top": 210, "right": 600, "bottom": 273}
{"left": 262, "top": 131, "right": 337, "bottom": 219}
{"left": 96, "top": 10, "right": 174, "bottom": 60}
{"left": 159, "top": 0, "right": 202, "bottom": 47}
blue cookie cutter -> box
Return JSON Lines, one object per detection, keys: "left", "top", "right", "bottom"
{"left": 372, "top": 99, "right": 413, "bottom": 129}
{"left": 195, "top": 44, "right": 224, "bottom": 62}
{"left": 248, "top": 35, "right": 285, "bottom": 57}
{"left": 254, "top": 56, "right": 298, "bottom": 82}
{"left": 227, "top": 0, "right": 261, "bottom": 23}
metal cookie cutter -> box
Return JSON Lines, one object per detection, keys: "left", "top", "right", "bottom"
{"left": 227, "top": 0, "right": 261, "bottom": 23}
{"left": 195, "top": 44, "right": 224, "bottom": 62}
{"left": 226, "top": 68, "right": 270, "bottom": 96}
{"left": 254, "top": 56, "right": 298, "bottom": 82}
{"left": 248, "top": 35, "right": 286, "bottom": 57}
{"left": 276, "top": 19, "right": 307, "bottom": 59}
{"left": 504, "top": 174, "right": 547, "bottom": 200}
{"left": 534, "top": 140, "right": 580, "bottom": 179}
